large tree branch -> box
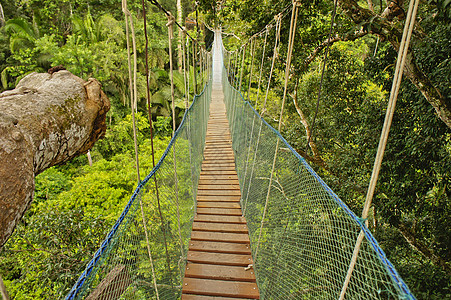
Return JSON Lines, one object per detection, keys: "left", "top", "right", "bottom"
{"left": 0, "top": 70, "right": 110, "bottom": 248}
{"left": 303, "top": 30, "right": 369, "bottom": 69}
{"left": 338, "top": 0, "right": 451, "bottom": 129}
{"left": 398, "top": 222, "right": 450, "bottom": 274}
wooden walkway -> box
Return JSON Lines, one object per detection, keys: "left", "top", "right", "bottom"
{"left": 181, "top": 77, "right": 259, "bottom": 299}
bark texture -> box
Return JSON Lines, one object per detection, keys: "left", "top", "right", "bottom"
{"left": 0, "top": 70, "right": 110, "bottom": 248}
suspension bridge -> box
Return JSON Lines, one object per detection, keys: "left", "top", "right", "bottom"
{"left": 63, "top": 0, "right": 420, "bottom": 297}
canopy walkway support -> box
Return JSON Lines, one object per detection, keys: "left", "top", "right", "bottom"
{"left": 67, "top": 27, "right": 415, "bottom": 300}
{"left": 181, "top": 31, "right": 259, "bottom": 300}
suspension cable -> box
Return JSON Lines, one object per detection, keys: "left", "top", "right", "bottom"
{"left": 123, "top": 0, "right": 159, "bottom": 297}
{"left": 243, "top": 16, "right": 281, "bottom": 216}
{"left": 246, "top": 37, "right": 257, "bottom": 100}
{"left": 166, "top": 12, "right": 184, "bottom": 273}
{"left": 255, "top": 1, "right": 300, "bottom": 260}
{"left": 242, "top": 25, "right": 271, "bottom": 216}
{"left": 339, "top": 0, "right": 420, "bottom": 297}
{"left": 148, "top": 0, "right": 197, "bottom": 44}
{"left": 305, "top": 0, "right": 338, "bottom": 155}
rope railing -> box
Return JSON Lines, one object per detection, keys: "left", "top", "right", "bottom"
{"left": 65, "top": 51, "right": 212, "bottom": 300}
{"left": 221, "top": 10, "right": 415, "bottom": 298}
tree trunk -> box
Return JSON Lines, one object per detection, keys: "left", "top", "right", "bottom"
{"left": 0, "top": 70, "right": 110, "bottom": 248}
{"left": 0, "top": 274, "right": 10, "bottom": 300}
{"left": 338, "top": 0, "right": 451, "bottom": 129}
{"left": 177, "top": 0, "right": 183, "bottom": 72}
{"left": 0, "top": 2, "right": 5, "bottom": 27}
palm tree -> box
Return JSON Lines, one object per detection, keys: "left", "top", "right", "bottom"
{"left": 4, "top": 17, "right": 40, "bottom": 53}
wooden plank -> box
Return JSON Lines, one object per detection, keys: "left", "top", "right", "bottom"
{"left": 204, "top": 149, "right": 234, "bottom": 153}
{"left": 199, "top": 175, "right": 238, "bottom": 181}
{"left": 198, "top": 184, "right": 241, "bottom": 190}
{"left": 197, "top": 202, "right": 241, "bottom": 208}
{"left": 185, "top": 263, "right": 256, "bottom": 282}
{"left": 187, "top": 252, "right": 253, "bottom": 266}
{"left": 200, "top": 170, "right": 237, "bottom": 176}
{"left": 205, "top": 141, "right": 232, "bottom": 145}
{"left": 192, "top": 222, "right": 248, "bottom": 233}
{"left": 189, "top": 241, "right": 251, "bottom": 254}
{"left": 202, "top": 165, "right": 236, "bottom": 170}
{"left": 196, "top": 207, "right": 242, "bottom": 216}
{"left": 194, "top": 215, "right": 246, "bottom": 224}
{"left": 204, "top": 157, "right": 235, "bottom": 161}
{"left": 204, "top": 152, "right": 234, "bottom": 157}
{"left": 202, "top": 161, "right": 236, "bottom": 166}
{"left": 206, "top": 135, "right": 231, "bottom": 139}
{"left": 198, "top": 178, "right": 239, "bottom": 185}
{"left": 197, "top": 195, "right": 241, "bottom": 202}
{"left": 191, "top": 231, "right": 250, "bottom": 244}
{"left": 203, "top": 156, "right": 235, "bottom": 161}
{"left": 206, "top": 137, "right": 232, "bottom": 141}
{"left": 182, "top": 294, "right": 252, "bottom": 300}
{"left": 203, "top": 158, "right": 235, "bottom": 162}
{"left": 197, "top": 190, "right": 241, "bottom": 196}
{"left": 204, "top": 144, "right": 233, "bottom": 148}
{"left": 182, "top": 278, "right": 259, "bottom": 299}
{"left": 202, "top": 160, "right": 235, "bottom": 165}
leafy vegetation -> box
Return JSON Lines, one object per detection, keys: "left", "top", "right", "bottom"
{"left": 214, "top": 0, "right": 450, "bottom": 298}
{"left": 0, "top": 0, "right": 449, "bottom": 298}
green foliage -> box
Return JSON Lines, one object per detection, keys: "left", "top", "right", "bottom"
{"left": 0, "top": 206, "right": 110, "bottom": 299}
{"left": 220, "top": 0, "right": 450, "bottom": 297}
{"left": 0, "top": 120, "right": 171, "bottom": 298}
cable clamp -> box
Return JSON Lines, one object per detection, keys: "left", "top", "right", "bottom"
{"left": 357, "top": 217, "right": 368, "bottom": 224}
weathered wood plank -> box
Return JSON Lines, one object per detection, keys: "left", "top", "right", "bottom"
{"left": 203, "top": 151, "right": 235, "bottom": 156}
{"left": 198, "top": 178, "right": 239, "bottom": 185}
{"left": 185, "top": 263, "right": 256, "bottom": 282}
{"left": 196, "top": 207, "right": 242, "bottom": 216}
{"left": 197, "top": 190, "right": 241, "bottom": 196}
{"left": 188, "top": 241, "right": 251, "bottom": 254}
{"left": 202, "top": 162, "right": 236, "bottom": 167}
{"left": 198, "top": 184, "right": 241, "bottom": 190}
{"left": 182, "top": 294, "right": 252, "bottom": 300}
{"left": 187, "top": 252, "right": 253, "bottom": 266}
{"left": 192, "top": 222, "right": 248, "bottom": 233}
{"left": 200, "top": 170, "right": 237, "bottom": 175}
{"left": 196, "top": 202, "right": 241, "bottom": 209}
{"left": 203, "top": 157, "right": 235, "bottom": 162}
{"left": 182, "top": 278, "right": 259, "bottom": 299}
{"left": 198, "top": 175, "right": 238, "bottom": 181}
{"left": 194, "top": 215, "right": 246, "bottom": 224}
{"left": 191, "top": 231, "right": 250, "bottom": 243}
{"left": 202, "top": 165, "right": 236, "bottom": 171}
{"left": 197, "top": 195, "right": 241, "bottom": 202}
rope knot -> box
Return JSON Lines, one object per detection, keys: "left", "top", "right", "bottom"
{"left": 166, "top": 13, "right": 175, "bottom": 27}
{"left": 293, "top": 0, "right": 302, "bottom": 6}
{"left": 166, "top": 13, "right": 175, "bottom": 39}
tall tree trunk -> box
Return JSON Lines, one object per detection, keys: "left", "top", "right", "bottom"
{"left": 0, "top": 274, "right": 10, "bottom": 300}
{"left": 177, "top": 0, "right": 183, "bottom": 72}
{"left": 0, "top": 2, "right": 5, "bottom": 27}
